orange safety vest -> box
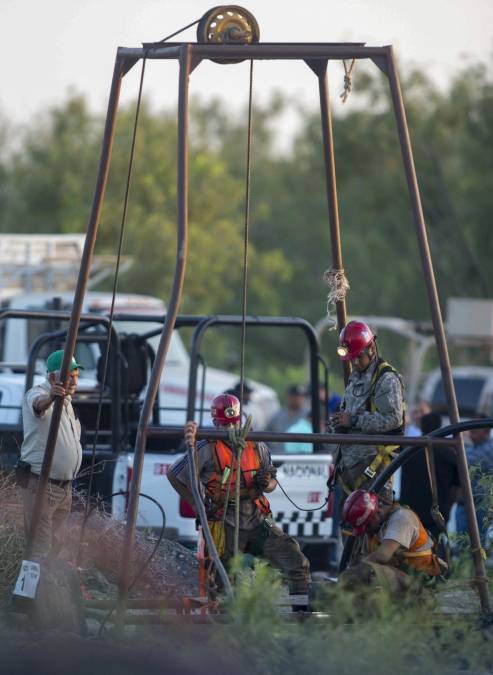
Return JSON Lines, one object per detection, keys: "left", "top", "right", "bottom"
{"left": 369, "top": 507, "right": 442, "bottom": 577}
{"left": 206, "top": 440, "right": 271, "bottom": 519}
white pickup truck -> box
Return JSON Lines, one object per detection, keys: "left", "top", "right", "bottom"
{"left": 0, "top": 292, "right": 279, "bottom": 427}
{"left": 111, "top": 449, "right": 335, "bottom": 550}
{"left": 420, "top": 366, "right": 493, "bottom": 418}
{"left": 0, "top": 292, "right": 338, "bottom": 560}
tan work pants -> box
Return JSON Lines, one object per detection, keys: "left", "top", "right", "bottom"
{"left": 22, "top": 473, "right": 72, "bottom": 559}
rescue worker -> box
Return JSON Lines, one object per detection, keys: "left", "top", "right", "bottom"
{"left": 19, "top": 350, "right": 83, "bottom": 558}
{"left": 339, "top": 489, "right": 443, "bottom": 595}
{"left": 456, "top": 416, "right": 493, "bottom": 546}
{"left": 268, "top": 384, "right": 307, "bottom": 452}
{"left": 167, "top": 393, "right": 310, "bottom": 595}
{"left": 330, "top": 320, "right": 405, "bottom": 504}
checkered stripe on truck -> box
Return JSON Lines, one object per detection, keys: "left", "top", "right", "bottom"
{"left": 274, "top": 510, "right": 333, "bottom": 538}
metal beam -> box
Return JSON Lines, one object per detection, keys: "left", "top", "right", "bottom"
{"left": 316, "top": 63, "right": 350, "bottom": 385}
{"left": 385, "top": 46, "right": 490, "bottom": 612}
{"left": 116, "top": 42, "right": 195, "bottom": 622}
{"left": 119, "top": 43, "right": 389, "bottom": 62}
{"left": 24, "top": 55, "right": 125, "bottom": 559}
{"left": 145, "top": 426, "right": 455, "bottom": 447}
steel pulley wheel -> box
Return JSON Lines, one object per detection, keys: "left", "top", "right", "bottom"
{"left": 197, "top": 5, "right": 260, "bottom": 63}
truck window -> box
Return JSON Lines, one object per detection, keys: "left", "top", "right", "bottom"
{"left": 26, "top": 315, "right": 56, "bottom": 361}
{"left": 432, "top": 377, "right": 486, "bottom": 414}
{"left": 113, "top": 320, "right": 189, "bottom": 366}
{"left": 26, "top": 314, "right": 96, "bottom": 371}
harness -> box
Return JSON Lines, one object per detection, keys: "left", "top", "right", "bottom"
{"left": 341, "top": 359, "right": 404, "bottom": 493}
{"left": 206, "top": 440, "right": 271, "bottom": 520}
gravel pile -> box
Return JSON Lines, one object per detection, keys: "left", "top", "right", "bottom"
{"left": 0, "top": 476, "right": 198, "bottom": 606}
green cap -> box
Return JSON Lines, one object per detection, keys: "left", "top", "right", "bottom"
{"left": 46, "top": 350, "right": 84, "bottom": 373}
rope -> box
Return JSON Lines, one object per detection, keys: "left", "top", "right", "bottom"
{"left": 235, "top": 60, "right": 255, "bottom": 557}
{"left": 424, "top": 442, "right": 447, "bottom": 533}
{"left": 76, "top": 55, "right": 147, "bottom": 566}
{"left": 238, "top": 59, "right": 254, "bottom": 417}
{"left": 157, "top": 18, "right": 201, "bottom": 44}
{"left": 340, "top": 59, "right": 356, "bottom": 104}
{"left": 323, "top": 267, "right": 350, "bottom": 331}
{"left": 470, "top": 546, "right": 488, "bottom": 560}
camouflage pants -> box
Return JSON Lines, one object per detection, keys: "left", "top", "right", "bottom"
{"left": 222, "top": 521, "right": 311, "bottom": 594}
{"left": 22, "top": 473, "right": 72, "bottom": 559}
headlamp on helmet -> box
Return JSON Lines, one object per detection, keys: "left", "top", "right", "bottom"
{"left": 336, "top": 344, "right": 349, "bottom": 358}
{"left": 337, "top": 320, "right": 375, "bottom": 362}
{"left": 211, "top": 393, "right": 241, "bottom": 426}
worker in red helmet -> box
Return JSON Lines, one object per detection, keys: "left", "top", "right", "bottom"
{"left": 330, "top": 320, "right": 405, "bottom": 505}
{"left": 339, "top": 489, "right": 443, "bottom": 594}
{"left": 167, "top": 393, "right": 310, "bottom": 595}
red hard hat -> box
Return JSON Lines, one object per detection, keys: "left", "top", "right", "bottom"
{"left": 337, "top": 320, "right": 375, "bottom": 361}
{"left": 342, "top": 490, "right": 378, "bottom": 535}
{"left": 211, "top": 393, "right": 241, "bottom": 426}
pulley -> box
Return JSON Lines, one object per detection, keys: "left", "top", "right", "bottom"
{"left": 197, "top": 5, "right": 260, "bottom": 63}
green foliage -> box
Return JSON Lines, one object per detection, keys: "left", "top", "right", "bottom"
{"left": 206, "top": 470, "right": 493, "bottom": 674}
{"left": 471, "top": 467, "right": 493, "bottom": 531}
{"left": 1, "top": 59, "right": 493, "bottom": 386}
{"left": 226, "top": 557, "right": 283, "bottom": 626}
{"left": 206, "top": 559, "right": 493, "bottom": 675}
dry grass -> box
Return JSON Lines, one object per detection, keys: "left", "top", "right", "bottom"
{"left": 0, "top": 473, "right": 25, "bottom": 603}
{"left": 0, "top": 472, "right": 197, "bottom": 606}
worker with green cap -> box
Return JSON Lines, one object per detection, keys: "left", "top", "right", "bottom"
{"left": 19, "top": 349, "right": 84, "bottom": 558}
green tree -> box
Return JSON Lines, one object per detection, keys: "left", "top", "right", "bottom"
{"left": 1, "top": 59, "right": 492, "bottom": 390}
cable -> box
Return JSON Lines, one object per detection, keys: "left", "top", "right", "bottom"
{"left": 238, "top": 59, "right": 254, "bottom": 416}
{"left": 157, "top": 18, "right": 201, "bottom": 44}
{"left": 275, "top": 478, "right": 329, "bottom": 512}
{"left": 81, "top": 14, "right": 197, "bottom": 554}
{"left": 186, "top": 440, "right": 233, "bottom": 597}
{"left": 76, "top": 54, "right": 148, "bottom": 566}
{"left": 234, "top": 59, "right": 255, "bottom": 558}
{"left": 78, "top": 490, "right": 166, "bottom": 636}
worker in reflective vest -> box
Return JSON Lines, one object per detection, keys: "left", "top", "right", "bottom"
{"left": 339, "top": 490, "right": 443, "bottom": 595}
{"left": 167, "top": 393, "right": 310, "bottom": 595}
{"left": 330, "top": 320, "right": 405, "bottom": 505}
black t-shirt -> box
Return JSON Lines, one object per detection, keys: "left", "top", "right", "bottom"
{"left": 400, "top": 445, "right": 460, "bottom": 530}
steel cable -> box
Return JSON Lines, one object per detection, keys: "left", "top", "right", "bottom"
{"left": 234, "top": 59, "right": 255, "bottom": 557}
{"left": 76, "top": 55, "right": 147, "bottom": 566}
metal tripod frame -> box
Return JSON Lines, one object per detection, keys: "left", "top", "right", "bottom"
{"left": 27, "top": 38, "right": 489, "bottom": 616}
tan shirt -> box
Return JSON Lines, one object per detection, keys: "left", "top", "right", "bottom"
{"left": 378, "top": 508, "right": 433, "bottom": 552}
{"left": 21, "top": 380, "right": 82, "bottom": 481}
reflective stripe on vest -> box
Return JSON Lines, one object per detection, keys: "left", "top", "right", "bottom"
{"left": 399, "top": 510, "right": 441, "bottom": 575}
{"left": 369, "top": 507, "right": 441, "bottom": 577}
{"left": 207, "top": 440, "right": 270, "bottom": 516}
